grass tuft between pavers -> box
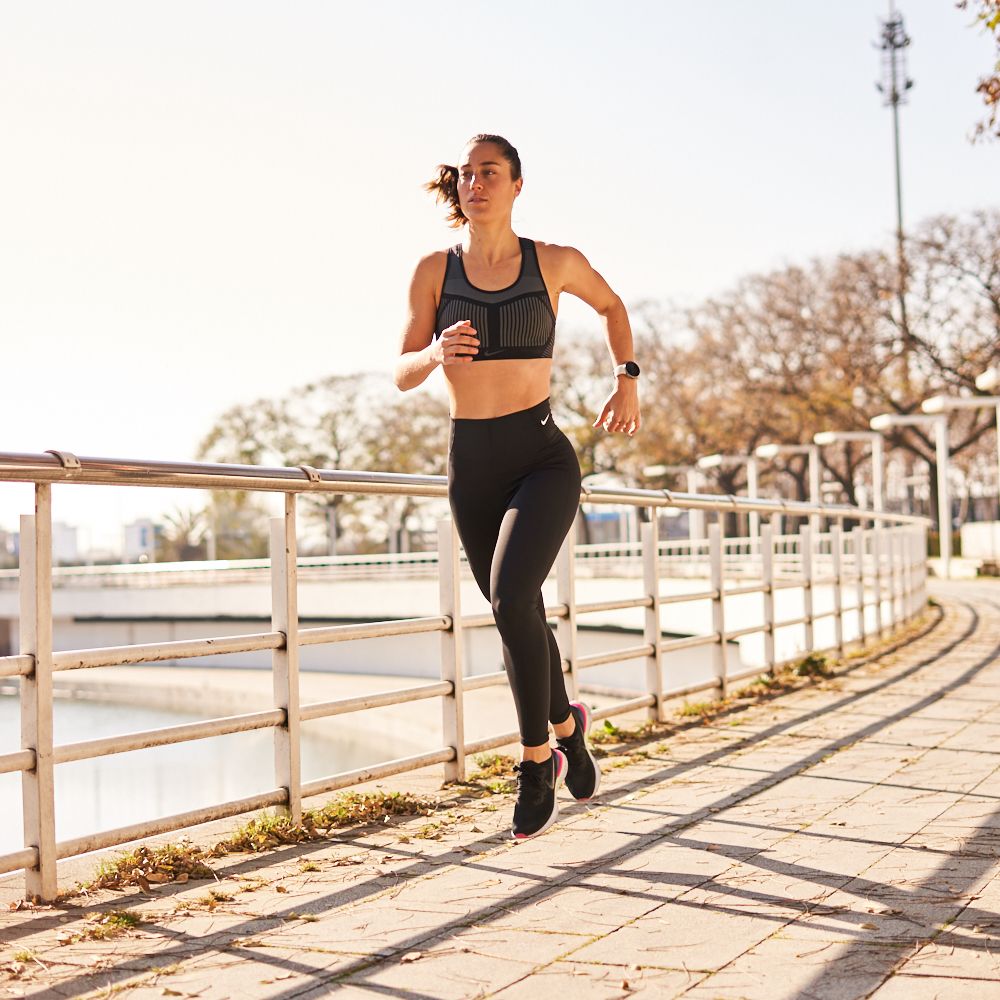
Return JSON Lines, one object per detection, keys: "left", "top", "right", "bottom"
{"left": 62, "top": 790, "right": 435, "bottom": 900}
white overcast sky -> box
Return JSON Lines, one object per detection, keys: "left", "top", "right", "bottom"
{"left": 1, "top": 1, "right": 998, "bottom": 548}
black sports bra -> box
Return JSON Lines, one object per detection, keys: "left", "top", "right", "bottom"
{"left": 433, "top": 237, "right": 556, "bottom": 361}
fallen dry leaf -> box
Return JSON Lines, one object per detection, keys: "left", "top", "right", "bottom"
{"left": 400, "top": 951, "right": 423, "bottom": 963}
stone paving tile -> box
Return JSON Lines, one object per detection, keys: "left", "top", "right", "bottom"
{"left": 484, "top": 882, "right": 664, "bottom": 936}
{"left": 334, "top": 926, "right": 584, "bottom": 998}
{"left": 772, "top": 895, "right": 958, "bottom": 946}
{"left": 567, "top": 894, "right": 797, "bottom": 973}
{"left": 682, "top": 938, "right": 912, "bottom": 1000}
{"left": 871, "top": 973, "right": 1000, "bottom": 998}
{"left": 900, "top": 925, "right": 1000, "bottom": 980}
{"left": 492, "top": 959, "right": 704, "bottom": 998}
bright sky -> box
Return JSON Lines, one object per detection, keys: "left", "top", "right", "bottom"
{"left": 2, "top": 0, "right": 998, "bottom": 551}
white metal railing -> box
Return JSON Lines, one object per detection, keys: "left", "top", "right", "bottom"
{"left": 0, "top": 450, "right": 929, "bottom": 901}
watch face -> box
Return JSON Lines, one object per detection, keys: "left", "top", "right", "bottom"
{"left": 625, "top": 361, "right": 640, "bottom": 377}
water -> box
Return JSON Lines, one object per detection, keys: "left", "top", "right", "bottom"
{"left": 0, "top": 696, "right": 390, "bottom": 859}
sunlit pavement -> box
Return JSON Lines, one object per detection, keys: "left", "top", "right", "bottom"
{"left": 3, "top": 579, "right": 1000, "bottom": 999}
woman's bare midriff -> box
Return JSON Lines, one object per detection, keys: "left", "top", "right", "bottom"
{"left": 444, "top": 357, "right": 553, "bottom": 418}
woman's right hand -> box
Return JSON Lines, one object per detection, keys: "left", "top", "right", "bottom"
{"left": 432, "top": 320, "right": 480, "bottom": 365}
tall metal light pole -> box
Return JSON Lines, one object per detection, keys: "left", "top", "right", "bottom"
{"left": 876, "top": 1, "right": 914, "bottom": 344}
{"left": 871, "top": 412, "right": 949, "bottom": 578}
{"left": 813, "top": 430, "right": 885, "bottom": 513}
{"left": 977, "top": 369, "right": 999, "bottom": 393}
{"left": 922, "top": 392, "right": 1000, "bottom": 523}
{"left": 642, "top": 463, "right": 706, "bottom": 542}
{"left": 697, "top": 454, "right": 760, "bottom": 540}
{"left": 755, "top": 443, "right": 822, "bottom": 535}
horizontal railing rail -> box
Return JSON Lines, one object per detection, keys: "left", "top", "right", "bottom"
{"left": 0, "top": 450, "right": 930, "bottom": 901}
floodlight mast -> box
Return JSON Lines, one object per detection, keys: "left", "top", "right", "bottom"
{"left": 876, "top": 1, "right": 914, "bottom": 368}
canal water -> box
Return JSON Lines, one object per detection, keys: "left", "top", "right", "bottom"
{"left": 0, "top": 695, "right": 389, "bottom": 861}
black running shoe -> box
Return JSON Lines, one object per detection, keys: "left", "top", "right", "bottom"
{"left": 556, "top": 700, "right": 602, "bottom": 801}
{"left": 511, "top": 748, "right": 566, "bottom": 840}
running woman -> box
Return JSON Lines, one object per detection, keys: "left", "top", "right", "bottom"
{"left": 394, "top": 134, "right": 641, "bottom": 839}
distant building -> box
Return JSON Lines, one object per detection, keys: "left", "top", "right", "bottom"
{"left": 52, "top": 522, "right": 80, "bottom": 565}
{"left": 0, "top": 522, "right": 80, "bottom": 565}
{"left": 123, "top": 519, "right": 159, "bottom": 563}
{"left": 0, "top": 528, "right": 15, "bottom": 568}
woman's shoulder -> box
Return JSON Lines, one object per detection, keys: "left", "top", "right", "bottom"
{"left": 530, "top": 240, "right": 590, "bottom": 280}
{"left": 410, "top": 247, "right": 453, "bottom": 289}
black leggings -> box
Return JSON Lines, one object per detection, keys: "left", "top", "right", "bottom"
{"left": 448, "top": 397, "right": 583, "bottom": 747}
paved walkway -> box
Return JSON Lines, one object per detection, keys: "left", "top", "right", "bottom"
{"left": 3, "top": 579, "right": 1000, "bottom": 999}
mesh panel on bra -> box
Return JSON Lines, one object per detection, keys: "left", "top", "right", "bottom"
{"left": 498, "top": 297, "right": 554, "bottom": 353}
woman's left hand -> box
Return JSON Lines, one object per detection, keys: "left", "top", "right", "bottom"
{"left": 593, "top": 382, "right": 641, "bottom": 436}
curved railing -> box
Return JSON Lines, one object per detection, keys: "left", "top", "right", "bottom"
{"left": 0, "top": 450, "right": 929, "bottom": 901}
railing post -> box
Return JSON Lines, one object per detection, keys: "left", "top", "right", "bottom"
{"left": 20, "top": 486, "right": 57, "bottom": 902}
{"left": 709, "top": 521, "right": 728, "bottom": 699}
{"left": 831, "top": 521, "right": 844, "bottom": 658}
{"left": 270, "top": 496, "right": 301, "bottom": 824}
{"left": 641, "top": 515, "right": 663, "bottom": 721}
{"left": 852, "top": 525, "right": 867, "bottom": 646}
{"left": 437, "top": 517, "right": 465, "bottom": 782}
{"left": 894, "top": 529, "right": 905, "bottom": 625}
{"left": 761, "top": 520, "right": 776, "bottom": 675}
{"left": 556, "top": 516, "right": 579, "bottom": 703}
{"left": 872, "top": 522, "right": 886, "bottom": 639}
{"left": 902, "top": 527, "right": 914, "bottom": 621}
{"left": 801, "top": 525, "right": 814, "bottom": 654}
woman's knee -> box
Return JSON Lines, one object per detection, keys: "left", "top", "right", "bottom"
{"left": 490, "top": 589, "right": 538, "bottom": 630}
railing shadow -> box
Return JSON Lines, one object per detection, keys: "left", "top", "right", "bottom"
{"left": 7, "top": 596, "right": 995, "bottom": 999}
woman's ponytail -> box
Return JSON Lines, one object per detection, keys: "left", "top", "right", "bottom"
{"left": 424, "top": 163, "right": 466, "bottom": 228}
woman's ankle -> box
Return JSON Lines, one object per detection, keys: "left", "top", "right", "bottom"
{"left": 552, "top": 710, "right": 576, "bottom": 740}
{"left": 521, "top": 742, "right": 553, "bottom": 764}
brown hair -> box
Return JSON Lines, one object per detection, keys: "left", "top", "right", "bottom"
{"left": 424, "top": 134, "right": 522, "bottom": 228}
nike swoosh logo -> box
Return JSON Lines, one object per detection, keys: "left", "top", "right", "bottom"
{"left": 541, "top": 414, "right": 550, "bottom": 425}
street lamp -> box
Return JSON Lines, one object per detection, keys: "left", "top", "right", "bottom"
{"left": 755, "top": 443, "right": 821, "bottom": 534}
{"left": 641, "top": 463, "right": 706, "bottom": 541}
{"left": 696, "top": 453, "right": 760, "bottom": 539}
{"left": 813, "top": 430, "right": 885, "bottom": 513}
{"left": 921, "top": 391, "right": 1000, "bottom": 526}
{"left": 976, "top": 368, "right": 999, "bottom": 392}
{"left": 870, "top": 412, "right": 950, "bottom": 578}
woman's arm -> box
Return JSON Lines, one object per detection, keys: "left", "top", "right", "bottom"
{"left": 558, "top": 247, "right": 641, "bottom": 436}
{"left": 394, "top": 253, "right": 481, "bottom": 391}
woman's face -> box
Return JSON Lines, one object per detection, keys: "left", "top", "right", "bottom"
{"left": 457, "top": 142, "right": 521, "bottom": 224}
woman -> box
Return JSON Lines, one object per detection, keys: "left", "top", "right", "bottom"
{"left": 394, "top": 133, "right": 641, "bottom": 839}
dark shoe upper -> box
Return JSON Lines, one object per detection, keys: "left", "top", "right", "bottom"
{"left": 512, "top": 753, "right": 559, "bottom": 838}
{"left": 557, "top": 702, "right": 599, "bottom": 800}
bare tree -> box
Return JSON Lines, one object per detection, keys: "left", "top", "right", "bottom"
{"left": 957, "top": 0, "right": 1000, "bottom": 141}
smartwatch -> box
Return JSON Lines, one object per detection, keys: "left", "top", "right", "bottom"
{"left": 613, "top": 361, "right": 641, "bottom": 379}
